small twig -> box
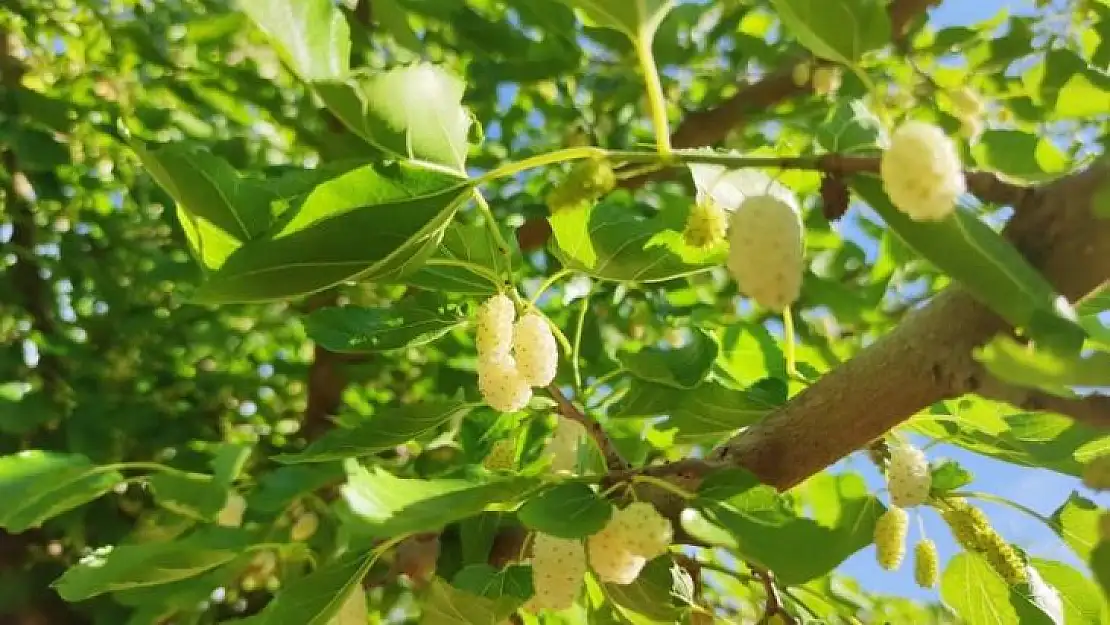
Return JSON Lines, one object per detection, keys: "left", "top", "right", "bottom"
{"left": 972, "top": 369, "right": 1110, "bottom": 430}
{"left": 752, "top": 565, "right": 798, "bottom": 625}
{"left": 545, "top": 384, "right": 630, "bottom": 471}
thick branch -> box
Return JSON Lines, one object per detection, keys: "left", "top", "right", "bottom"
{"left": 709, "top": 160, "right": 1110, "bottom": 489}
{"left": 546, "top": 384, "right": 630, "bottom": 471}
{"left": 973, "top": 371, "right": 1110, "bottom": 430}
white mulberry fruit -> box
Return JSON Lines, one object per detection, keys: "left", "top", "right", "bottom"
{"left": 887, "top": 443, "right": 931, "bottom": 508}
{"left": 914, "top": 539, "right": 939, "bottom": 588}
{"left": 529, "top": 533, "right": 586, "bottom": 611}
{"left": 544, "top": 417, "right": 586, "bottom": 474}
{"left": 290, "top": 512, "right": 319, "bottom": 542}
{"left": 588, "top": 534, "right": 645, "bottom": 585}
{"left": 616, "top": 502, "right": 673, "bottom": 559}
{"left": 683, "top": 198, "right": 728, "bottom": 248}
{"left": 874, "top": 506, "right": 909, "bottom": 571}
{"left": 726, "top": 194, "right": 804, "bottom": 312}
{"left": 476, "top": 293, "right": 515, "bottom": 359}
{"left": 477, "top": 355, "right": 532, "bottom": 413}
{"left": 880, "top": 121, "right": 965, "bottom": 222}
{"left": 587, "top": 502, "right": 673, "bottom": 585}
{"left": 513, "top": 312, "right": 558, "bottom": 387}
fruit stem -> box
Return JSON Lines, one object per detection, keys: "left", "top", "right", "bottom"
{"left": 634, "top": 29, "right": 672, "bottom": 158}
{"left": 783, "top": 305, "right": 798, "bottom": 378}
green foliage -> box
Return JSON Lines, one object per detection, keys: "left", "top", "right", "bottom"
{"left": 1, "top": 0, "right": 1107, "bottom": 623}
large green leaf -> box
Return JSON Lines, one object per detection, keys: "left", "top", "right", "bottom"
{"left": 603, "top": 557, "right": 688, "bottom": 622}
{"left": 549, "top": 200, "right": 721, "bottom": 283}
{"left": 558, "top": 0, "right": 675, "bottom": 38}
{"left": 304, "top": 295, "right": 467, "bottom": 354}
{"left": 682, "top": 470, "right": 884, "bottom": 585}
{"left": 192, "top": 176, "right": 471, "bottom": 304}
{"left": 53, "top": 528, "right": 251, "bottom": 601}
{"left": 769, "top": 0, "right": 890, "bottom": 65}
{"left": 236, "top": 551, "right": 375, "bottom": 625}
{"left": 1032, "top": 559, "right": 1108, "bottom": 624}
{"left": 940, "top": 553, "right": 1056, "bottom": 625}
{"left": 974, "top": 335, "right": 1110, "bottom": 397}
{"left": 912, "top": 398, "right": 1108, "bottom": 478}
{"left": 340, "top": 462, "right": 540, "bottom": 536}
{"left": 148, "top": 472, "right": 229, "bottom": 522}
{"left": 398, "top": 223, "right": 510, "bottom": 295}
{"left": 614, "top": 379, "right": 783, "bottom": 440}
{"left": 516, "top": 482, "right": 612, "bottom": 539}
{"left": 0, "top": 451, "right": 123, "bottom": 532}
{"left": 1049, "top": 492, "right": 1102, "bottom": 563}
{"left": 240, "top": 0, "right": 351, "bottom": 80}
{"left": 421, "top": 578, "right": 520, "bottom": 624}
{"left": 853, "top": 176, "right": 1083, "bottom": 351}
{"left": 972, "top": 130, "right": 1072, "bottom": 183}
{"left": 316, "top": 64, "right": 473, "bottom": 171}
{"left": 618, "top": 329, "right": 719, "bottom": 390}
{"left": 275, "top": 402, "right": 474, "bottom": 464}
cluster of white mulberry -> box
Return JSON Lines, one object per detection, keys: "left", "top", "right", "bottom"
{"left": 873, "top": 442, "right": 938, "bottom": 588}
{"left": 475, "top": 293, "right": 558, "bottom": 412}
{"left": 525, "top": 501, "right": 673, "bottom": 613}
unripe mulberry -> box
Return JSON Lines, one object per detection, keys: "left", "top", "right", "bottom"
{"left": 513, "top": 312, "right": 558, "bottom": 387}
{"left": 683, "top": 198, "right": 729, "bottom": 248}
{"left": 290, "top": 512, "right": 318, "bottom": 542}
{"left": 529, "top": 533, "right": 586, "bottom": 611}
{"left": 483, "top": 438, "right": 516, "bottom": 471}
{"left": 887, "top": 443, "right": 931, "bottom": 508}
{"left": 476, "top": 293, "right": 516, "bottom": 358}
{"left": 880, "top": 121, "right": 965, "bottom": 222}
{"left": 792, "top": 62, "right": 811, "bottom": 87}
{"left": 939, "top": 498, "right": 1027, "bottom": 585}
{"left": 477, "top": 355, "right": 532, "bottom": 413}
{"left": 812, "top": 66, "right": 842, "bottom": 96}
{"left": 545, "top": 157, "right": 616, "bottom": 214}
{"left": 874, "top": 506, "right": 909, "bottom": 571}
{"left": 914, "top": 539, "right": 939, "bottom": 588}
{"left": 544, "top": 417, "right": 586, "bottom": 474}
{"left": 726, "top": 194, "right": 804, "bottom": 312}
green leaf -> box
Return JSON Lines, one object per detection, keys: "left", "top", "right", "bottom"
{"left": 148, "top": 472, "right": 229, "bottom": 522}
{"left": 316, "top": 64, "right": 474, "bottom": 171}
{"left": 248, "top": 464, "right": 346, "bottom": 513}
{"left": 458, "top": 513, "right": 503, "bottom": 566}
{"left": 238, "top": 551, "right": 375, "bottom": 625}
{"left": 452, "top": 564, "right": 533, "bottom": 601}
{"left": 275, "top": 402, "right": 474, "bottom": 464}
{"left": 398, "top": 223, "right": 509, "bottom": 295}
{"left": 1092, "top": 543, "right": 1110, "bottom": 599}
{"left": 913, "top": 399, "right": 1107, "bottom": 478}
{"left": 133, "top": 143, "right": 271, "bottom": 271}
{"left": 341, "top": 462, "right": 540, "bottom": 536}
{"left": 815, "top": 99, "right": 887, "bottom": 154}
{"left": 853, "top": 176, "right": 1083, "bottom": 352}
{"left": 614, "top": 379, "right": 782, "bottom": 440}
{"left": 516, "top": 482, "right": 612, "bottom": 539}
{"left": 1049, "top": 492, "right": 1101, "bottom": 562}
{"left": 549, "top": 200, "right": 721, "bottom": 283}
{"left": 1031, "top": 559, "right": 1108, "bottom": 625}
{"left": 971, "top": 130, "right": 1071, "bottom": 183}
{"left": 372, "top": 0, "right": 422, "bottom": 51}
{"left": 0, "top": 451, "right": 123, "bottom": 532}
{"left": 557, "top": 0, "right": 675, "bottom": 38}
{"left": 240, "top": 0, "right": 351, "bottom": 80}
{"left": 209, "top": 443, "right": 252, "bottom": 487}
{"left": 929, "top": 459, "right": 973, "bottom": 496}
{"left": 769, "top": 0, "right": 890, "bottom": 65}
{"left": 619, "top": 329, "right": 718, "bottom": 390}
{"left": 192, "top": 173, "right": 471, "bottom": 304}
{"left": 974, "top": 335, "right": 1110, "bottom": 397}
{"left": 603, "top": 557, "right": 687, "bottom": 622}
{"left": 304, "top": 296, "right": 467, "bottom": 354}
{"left": 421, "top": 577, "right": 520, "bottom": 624}
{"left": 683, "top": 471, "right": 884, "bottom": 585}
{"left": 941, "top": 553, "right": 1059, "bottom": 625}
{"left": 53, "top": 528, "right": 251, "bottom": 601}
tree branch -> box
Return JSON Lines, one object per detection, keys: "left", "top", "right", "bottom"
{"left": 973, "top": 371, "right": 1110, "bottom": 431}
{"left": 546, "top": 384, "right": 630, "bottom": 471}
{"left": 754, "top": 566, "right": 797, "bottom": 625}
